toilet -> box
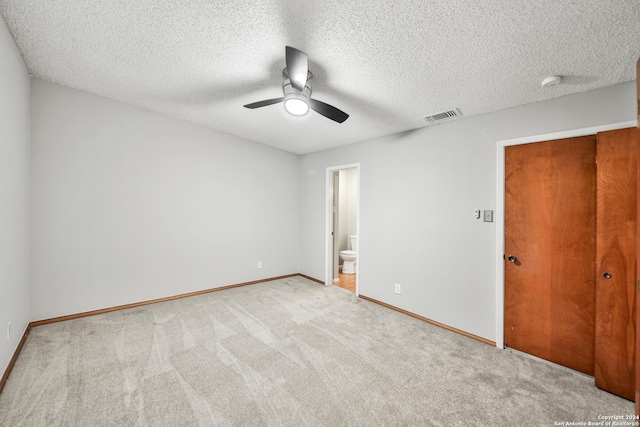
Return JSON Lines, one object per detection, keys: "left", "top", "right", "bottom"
{"left": 339, "top": 235, "right": 357, "bottom": 274}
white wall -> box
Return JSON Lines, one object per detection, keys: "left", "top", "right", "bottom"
{"left": 31, "top": 79, "right": 300, "bottom": 320}
{"left": 0, "top": 17, "right": 30, "bottom": 376}
{"left": 336, "top": 168, "right": 358, "bottom": 266}
{"left": 337, "top": 170, "right": 349, "bottom": 252}
{"left": 299, "top": 82, "right": 637, "bottom": 342}
{"left": 337, "top": 168, "right": 358, "bottom": 254}
{"left": 346, "top": 168, "right": 358, "bottom": 242}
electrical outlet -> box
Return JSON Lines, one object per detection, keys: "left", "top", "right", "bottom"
{"left": 394, "top": 284, "right": 401, "bottom": 294}
{"left": 257, "top": 261, "right": 262, "bottom": 269}
{"left": 7, "top": 322, "right": 11, "bottom": 341}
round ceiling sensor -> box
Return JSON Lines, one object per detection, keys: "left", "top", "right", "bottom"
{"left": 541, "top": 75, "right": 562, "bottom": 87}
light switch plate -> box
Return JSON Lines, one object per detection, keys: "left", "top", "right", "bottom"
{"left": 483, "top": 210, "right": 493, "bottom": 222}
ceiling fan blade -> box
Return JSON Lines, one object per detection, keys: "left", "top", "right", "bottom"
{"left": 243, "top": 97, "right": 285, "bottom": 109}
{"left": 309, "top": 99, "right": 349, "bottom": 123}
{"left": 285, "top": 46, "right": 308, "bottom": 91}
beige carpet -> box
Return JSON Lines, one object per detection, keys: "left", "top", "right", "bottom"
{"left": 0, "top": 276, "right": 633, "bottom": 426}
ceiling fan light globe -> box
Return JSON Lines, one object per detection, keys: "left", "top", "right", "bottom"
{"left": 284, "top": 98, "right": 309, "bottom": 116}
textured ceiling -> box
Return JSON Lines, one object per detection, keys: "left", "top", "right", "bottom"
{"left": 1, "top": 1, "right": 639, "bottom": 154}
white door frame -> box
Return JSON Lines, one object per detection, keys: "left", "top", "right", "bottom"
{"left": 494, "top": 121, "right": 635, "bottom": 349}
{"left": 326, "top": 163, "right": 361, "bottom": 295}
{"left": 332, "top": 171, "right": 340, "bottom": 282}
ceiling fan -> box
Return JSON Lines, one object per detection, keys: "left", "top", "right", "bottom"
{"left": 243, "top": 46, "right": 349, "bottom": 123}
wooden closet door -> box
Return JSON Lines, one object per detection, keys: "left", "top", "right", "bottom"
{"left": 595, "top": 127, "right": 637, "bottom": 401}
{"left": 635, "top": 59, "right": 640, "bottom": 416}
{"left": 636, "top": 57, "right": 640, "bottom": 415}
{"left": 505, "top": 136, "right": 597, "bottom": 374}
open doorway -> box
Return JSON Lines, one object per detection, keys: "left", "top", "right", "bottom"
{"left": 326, "top": 164, "right": 360, "bottom": 295}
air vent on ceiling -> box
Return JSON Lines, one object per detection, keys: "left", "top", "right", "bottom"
{"left": 423, "top": 108, "right": 462, "bottom": 125}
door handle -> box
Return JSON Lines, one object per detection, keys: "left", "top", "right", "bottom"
{"left": 507, "top": 255, "right": 517, "bottom": 263}
{"left": 602, "top": 272, "right": 612, "bottom": 279}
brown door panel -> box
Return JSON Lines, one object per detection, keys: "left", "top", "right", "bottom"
{"left": 505, "top": 136, "right": 597, "bottom": 375}
{"left": 595, "top": 127, "right": 637, "bottom": 400}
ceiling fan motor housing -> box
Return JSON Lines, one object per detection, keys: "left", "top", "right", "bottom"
{"left": 282, "top": 71, "right": 312, "bottom": 115}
